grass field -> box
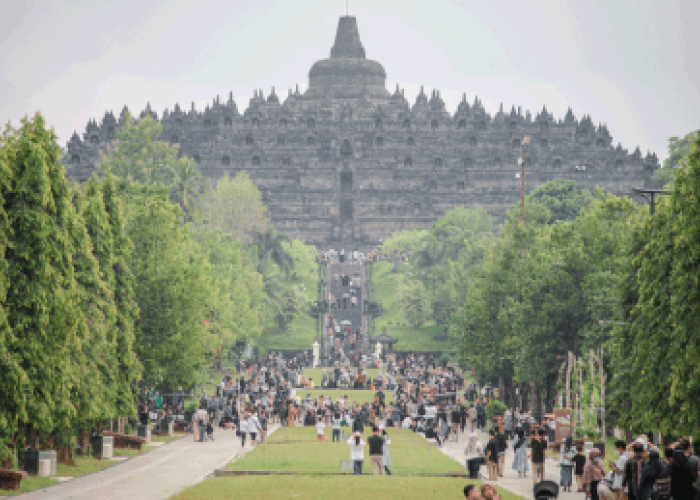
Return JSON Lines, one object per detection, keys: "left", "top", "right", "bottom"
{"left": 294, "top": 389, "right": 395, "bottom": 406}
{"left": 172, "top": 476, "right": 527, "bottom": 500}
{"left": 0, "top": 476, "right": 59, "bottom": 497}
{"left": 302, "top": 368, "right": 382, "bottom": 383}
{"left": 228, "top": 427, "right": 460, "bottom": 473}
{"left": 371, "top": 260, "right": 453, "bottom": 352}
{"left": 174, "top": 426, "right": 526, "bottom": 500}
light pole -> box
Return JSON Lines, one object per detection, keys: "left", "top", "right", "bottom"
{"left": 517, "top": 136, "right": 531, "bottom": 225}
{"left": 632, "top": 188, "right": 671, "bottom": 216}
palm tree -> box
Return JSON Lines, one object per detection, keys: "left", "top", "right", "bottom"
{"left": 168, "top": 157, "right": 206, "bottom": 224}
{"left": 253, "top": 228, "right": 294, "bottom": 277}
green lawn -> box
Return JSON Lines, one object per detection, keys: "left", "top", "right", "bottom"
{"left": 172, "top": 476, "right": 526, "bottom": 500}
{"left": 294, "top": 389, "right": 395, "bottom": 406}
{"left": 302, "top": 368, "right": 382, "bottom": 384}
{"left": 174, "top": 426, "right": 525, "bottom": 500}
{"left": 54, "top": 455, "right": 120, "bottom": 477}
{"left": 371, "top": 260, "right": 453, "bottom": 352}
{"left": 0, "top": 476, "right": 59, "bottom": 497}
{"left": 228, "top": 427, "right": 459, "bottom": 473}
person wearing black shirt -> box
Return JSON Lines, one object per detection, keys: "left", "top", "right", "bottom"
{"left": 451, "top": 407, "right": 461, "bottom": 442}
{"left": 529, "top": 428, "right": 547, "bottom": 485}
{"left": 367, "top": 427, "right": 385, "bottom": 475}
{"left": 496, "top": 429, "right": 508, "bottom": 477}
{"left": 486, "top": 428, "right": 499, "bottom": 481}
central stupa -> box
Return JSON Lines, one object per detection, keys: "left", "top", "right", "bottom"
{"left": 305, "top": 16, "right": 390, "bottom": 100}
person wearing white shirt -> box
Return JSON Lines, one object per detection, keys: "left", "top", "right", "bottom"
{"left": 609, "top": 440, "right": 629, "bottom": 499}
{"left": 332, "top": 413, "right": 342, "bottom": 442}
{"left": 347, "top": 432, "right": 366, "bottom": 475}
{"left": 247, "top": 412, "right": 261, "bottom": 445}
{"left": 316, "top": 418, "right": 326, "bottom": 442}
{"left": 465, "top": 432, "right": 485, "bottom": 479}
{"left": 239, "top": 413, "right": 248, "bottom": 447}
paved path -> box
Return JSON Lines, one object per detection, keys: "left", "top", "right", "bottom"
{"left": 437, "top": 429, "right": 583, "bottom": 500}
{"left": 18, "top": 425, "right": 279, "bottom": 500}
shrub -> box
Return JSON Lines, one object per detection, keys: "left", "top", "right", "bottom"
{"left": 486, "top": 400, "right": 508, "bottom": 421}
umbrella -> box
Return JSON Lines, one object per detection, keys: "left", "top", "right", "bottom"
{"left": 340, "top": 320, "right": 352, "bottom": 326}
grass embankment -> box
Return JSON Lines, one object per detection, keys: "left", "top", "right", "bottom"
{"left": 371, "top": 260, "right": 452, "bottom": 352}
{"left": 174, "top": 427, "right": 526, "bottom": 500}
{"left": 256, "top": 241, "right": 321, "bottom": 353}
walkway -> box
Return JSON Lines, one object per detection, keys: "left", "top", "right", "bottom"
{"left": 438, "top": 429, "right": 583, "bottom": 500}
{"left": 18, "top": 425, "right": 279, "bottom": 500}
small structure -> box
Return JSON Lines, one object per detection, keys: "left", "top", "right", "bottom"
{"left": 370, "top": 332, "right": 398, "bottom": 352}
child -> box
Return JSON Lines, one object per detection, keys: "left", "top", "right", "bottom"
{"left": 573, "top": 446, "right": 586, "bottom": 492}
{"left": 316, "top": 417, "right": 326, "bottom": 442}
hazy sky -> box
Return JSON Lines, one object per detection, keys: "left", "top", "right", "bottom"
{"left": 1, "top": 0, "right": 698, "bottom": 162}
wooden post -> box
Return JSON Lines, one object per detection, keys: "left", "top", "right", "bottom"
{"left": 596, "top": 348, "right": 606, "bottom": 443}
{"left": 566, "top": 351, "right": 573, "bottom": 409}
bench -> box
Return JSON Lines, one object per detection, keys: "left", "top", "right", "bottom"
{"left": 102, "top": 431, "right": 147, "bottom": 450}
{"left": 0, "top": 468, "right": 28, "bottom": 491}
{"left": 173, "top": 420, "right": 189, "bottom": 433}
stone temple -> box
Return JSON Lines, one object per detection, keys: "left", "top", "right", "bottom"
{"left": 64, "top": 16, "right": 661, "bottom": 246}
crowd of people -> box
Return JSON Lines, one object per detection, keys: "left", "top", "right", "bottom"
{"left": 175, "top": 349, "right": 700, "bottom": 499}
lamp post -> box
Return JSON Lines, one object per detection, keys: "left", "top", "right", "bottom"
{"left": 632, "top": 188, "right": 671, "bottom": 216}
{"left": 518, "top": 136, "right": 531, "bottom": 225}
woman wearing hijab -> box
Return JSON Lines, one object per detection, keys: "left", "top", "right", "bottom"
{"left": 512, "top": 427, "right": 529, "bottom": 478}
{"left": 560, "top": 435, "right": 575, "bottom": 492}
{"left": 582, "top": 448, "right": 606, "bottom": 500}
{"left": 465, "top": 432, "right": 484, "bottom": 479}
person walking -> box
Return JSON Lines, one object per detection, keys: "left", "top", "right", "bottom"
{"left": 195, "top": 405, "right": 208, "bottom": 443}
{"left": 465, "top": 432, "right": 484, "bottom": 479}
{"left": 381, "top": 426, "right": 392, "bottom": 475}
{"left": 512, "top": 427, "right": 529, "bottom": 478}
{"left": 528, "top": 428, "right": 547, "bottom": 485}
{"left": 332, "top": 413, "right": 342, "bottom": 442}
{"left": 560, "top": 435, "right": 576, "bottom": 493}
{"left": 247, "top": 411, "right": 261, "bottom": 446}
{"left": 347, "top": 431, "right": 366, "bottom": 475}
{"left": 367, "top": 426, "right": 385, "bottom": 475}
{"left": 486, "top": 428, "right": 499, "bottom": 481}
{"left": 316, "top": 417, "right": 326, "bottom": 442}
{"left": 239, "top": 412, "right": 248, "bottom": 447}
{"left": 582, "top": 448, "right": 606, "bottom": 500}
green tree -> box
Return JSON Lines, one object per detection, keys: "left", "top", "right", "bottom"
{"left": 128, "top": 196, "right": 211, "bottom": 390}
{"left": 399, "top": 279, "right": 431, "bottom": 329}
{"left": 253, "top": 228, "right": 294, "bottom": 276}
{"left": 0, "top": 121, "right": 26, "bottom": 467}
{"left": 199, "top": 172, "right": 269, "bottom": 243}
{"left": 97, "top": 115, "right": 174, "bottom": 184}
{"left": 652, "top": 129, "right": 699, "bottom": 183}
{"left": 1, "top": 113, "right": 83, "bottom": 457}
{"left": 98, "top": 174, "right": 141, "bottom": 416}
{"left": 168, "top": 157, "right": 206, "bottom": 224}
{"left": 527, "top": 178, "right": 593, "bottom": 224}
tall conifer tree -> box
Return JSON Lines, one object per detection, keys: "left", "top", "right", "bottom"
{"left": 2, "top": 113, "right": 81, "bottom": 449}
{"left": 99, "top": 174, "right": 141, "bottom": 416}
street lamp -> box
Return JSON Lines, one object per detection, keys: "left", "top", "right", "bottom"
{"left": 632, "top": 188, "right": 671, "bottom": 216}
{"left": 518, "top": 136, "right": 531, "bottom": 225}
